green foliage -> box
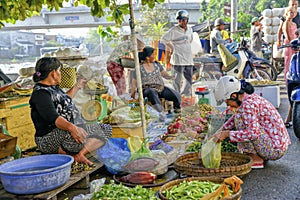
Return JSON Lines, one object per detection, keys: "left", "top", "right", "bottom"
{"left": 138, "top": 3, "right": 170, "bottom": 41}
{"left": 97, "top": 25, "right": 119, "bottom": 43}
{"left": 0, "top": 0, "right": 163, "bottom": 29}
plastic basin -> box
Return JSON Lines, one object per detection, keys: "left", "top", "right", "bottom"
{"left": 0, "top": 154, "right": 74, "bottom": 194}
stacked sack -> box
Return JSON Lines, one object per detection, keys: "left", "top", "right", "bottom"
{"left": 261, "top": 8, "right": 286, "bottom": 58}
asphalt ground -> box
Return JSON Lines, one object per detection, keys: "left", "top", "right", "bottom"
{"left": 241, "top": 76, "right": 300, "bottom": 200}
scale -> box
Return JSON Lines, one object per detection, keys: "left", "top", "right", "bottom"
{"left": 81, "top": 87, "right": 109, "bottom": 121}
{"left": 195, "top": 87, "right": 210, "bottom": 105}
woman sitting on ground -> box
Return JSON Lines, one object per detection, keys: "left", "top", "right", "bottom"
{"left": 212, "top": 75, "right": 290, "bottom": 169}
{"left": 130, "top": 46, "right": 181, "bottom": 119}
{"left": 29, "top": 57, "right": 112, "bottom": 165}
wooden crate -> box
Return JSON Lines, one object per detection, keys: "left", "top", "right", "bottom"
{"left": 0, "top": 133, "right": 17, "bottom": 159}
{"left": 112, "top": 122, "right": 143, "bottom": 139}
{"left": 8, "top": 123, "right": 36, "bottom": 151}
{"left": 0, "top": 97, "right": 30, "bottom": 109}
{"left": 5, "top": 106, "right": 31, "bottom": 130}
{"left": 0, "top": 97, "right": 36, "bottom": 151}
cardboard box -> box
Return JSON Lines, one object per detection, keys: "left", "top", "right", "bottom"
{"left": 192, "top": 81, "right": 227, "bottom": 107}
{"left": 0, "top": 133, "right": 17, "bottom": 159}
{"left": 112, "top": 122, "right": 144, "bottom": 139}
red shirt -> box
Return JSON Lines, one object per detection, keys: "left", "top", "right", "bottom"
{"left": 223, "top": 93, "right": 290, "bottom": 151}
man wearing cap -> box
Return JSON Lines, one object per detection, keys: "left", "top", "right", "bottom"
{"left": 250, "top": 16, "right": 264, "bottom": 58}
{"left": 160, "top": 10, "right": 194, "bottom": 97}
{"left": 210, "top": 18, "right": 227, "bottom": 56}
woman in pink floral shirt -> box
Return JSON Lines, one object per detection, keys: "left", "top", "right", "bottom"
{"left": 213, "top": 76, "right": 290, "bottom": 168}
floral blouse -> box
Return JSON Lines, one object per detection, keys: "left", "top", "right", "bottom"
{"left": 223, "top": 93, "right": 291, "bottom": 151}
{"left": 133, "top": 61, "right": 165, "bottom": 92}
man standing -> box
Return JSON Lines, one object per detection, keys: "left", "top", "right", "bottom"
{"left": 160, "top": 10, "right": 194, "bottom": 96}
{"left": 210, "top": 18, "right": 227, "bottom": 56}
{"left": 250, "top": 16, "right": 264, "bottom": 58}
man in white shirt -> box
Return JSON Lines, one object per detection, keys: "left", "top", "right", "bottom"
{"left": 160, "top": 10, "right": 194, "bottom": 96}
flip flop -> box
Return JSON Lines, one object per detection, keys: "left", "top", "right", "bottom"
{"left": 285, "top": 122, "right": 293, "bottom": 128}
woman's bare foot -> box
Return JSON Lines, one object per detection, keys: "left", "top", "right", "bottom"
{"left": 73, "top": 153, "right": 93, "bottom": 165}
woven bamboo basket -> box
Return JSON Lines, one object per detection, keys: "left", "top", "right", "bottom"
{"left": 158, "top": 177, "right": 242, "bottom": 200}
{"left": 173, "top": 152, "right": 252, "bottom": 178}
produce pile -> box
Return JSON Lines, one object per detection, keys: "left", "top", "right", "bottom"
{"left": 161, "top": 175, "right": 243, "bottom": 200}
{"left": 249, "top": 79, "right": 282, "bottom": 86}
{"left": 165, "top": 104, "right": 221, "bottom": 139}
{"left": 186, "top": 139, "right": 238, "bottom": 153}
{"left": 162, "top": 180, "right": 232, "bottom": 199}
{"left": 92, "top": 180, "right": 158, "bottom": 200}
{"left": 102, "top": 105, "right": 150, "bottom": 124}
{"left": 162, "top": 104, "right": 227, "bottom": 142}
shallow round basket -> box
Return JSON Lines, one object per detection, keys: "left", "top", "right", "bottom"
{"left": 83, "top": 86, "right": 108, "bottom": 95}
{"left": 158, "top": 177, "right": 242, "bottom": 200}
{"left": 0, "top": 154, "right": 74, "bottom": 194}
{"left": 120, "top": 58, "right": 135, "bottom": 68}
{"left": 174, "top": 152, "right": 252, "bottom": 178}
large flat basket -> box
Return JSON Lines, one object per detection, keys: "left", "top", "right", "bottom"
{"left": 173, "top": 152, "right": 252, "bottom": 178}
{"left": 158, "top": 176, "right": 242, "bottom": 200}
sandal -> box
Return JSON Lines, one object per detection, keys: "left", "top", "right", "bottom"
{"left": 285, "top": 122, "right": 293, "bottom": 128}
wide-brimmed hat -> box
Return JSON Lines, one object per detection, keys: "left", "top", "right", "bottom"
{"left": 251, "top": 17, "right": 260, "bottom": 24}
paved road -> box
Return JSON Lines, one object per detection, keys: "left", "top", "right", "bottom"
{"left": 242, "top": 77, "right": 300, "bottom": 200}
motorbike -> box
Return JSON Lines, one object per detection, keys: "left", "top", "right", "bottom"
{"left": 193, "top": 37, "right": 277, "bottom": 82}
{"left": 279, "top": 38, "right": 300, "bottom": 139}
{"left": 263, "top": 42, "right": 285, "bottom": 75}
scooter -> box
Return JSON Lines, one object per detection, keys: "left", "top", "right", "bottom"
{"left": 280, "top": 38, "right": 300, "bottom": 139}
{"left": 193, "top": 37, "right": 277, "bottom": 81}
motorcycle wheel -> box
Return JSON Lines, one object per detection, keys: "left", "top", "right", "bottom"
{"left": 257, "top": 62, "right": 278, "bottom": 81}
{"left": 292, "top": 101, "right": 300, "bottom": 139}
{"left": 246, "top": 68, "right": 272, "bottom": 80}
{"left": 272, "top": 59, "right": 284, "bottom": 75}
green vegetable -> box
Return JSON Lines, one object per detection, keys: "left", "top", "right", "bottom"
{"left": 92, "top": 180, "right": 158, "bottom": 200}
{"left": 162, "top": 180, "right": 233, "bottom": 200}
{"left": 186, "top": 140, "right": 238, "bottom": 153}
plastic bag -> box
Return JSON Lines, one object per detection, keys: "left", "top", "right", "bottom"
{"left": 127, "top": 136, "right": 143, "bottom": 153}
{"left": 149, "top": 139, "right": 174, "bottom": 154}
{"left": 217, "top": 43, "right": 238, "bottom": 72}
{"left": 96, "top": 138, "right": 131, "bottom": 174}
{"left": 129, "top": 137, "right": 152, "bottom": 161}
{"left": 201, "top": 138, "right": 222, "bottom": 168}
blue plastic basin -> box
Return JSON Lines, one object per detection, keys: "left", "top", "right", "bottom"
{"left": 0, "top": 154, "right": 74, "bottom": 194}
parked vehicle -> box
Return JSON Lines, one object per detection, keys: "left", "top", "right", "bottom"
{"left": 263, "top": 42, "right": 284, "bottom": 75}
{"left": 193, "top": 37, "right": 277, "bottom": 82}
{"left": 280, "top": 38, "right": 300, "bottom": 139}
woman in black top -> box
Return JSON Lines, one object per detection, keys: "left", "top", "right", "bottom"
{"left": 130, "top": 46, "right": 181, "bottom": 116}
{"left": 29, "top": 57, "right": 111, "bottom": 165}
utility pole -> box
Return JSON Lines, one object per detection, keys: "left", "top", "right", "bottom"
{"left": 231, "top": 0, "right": 238, "bottom": 39}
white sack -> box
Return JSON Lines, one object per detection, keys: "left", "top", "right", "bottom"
{"left": 262, "top": 9, "right": 272, "bottom": 18}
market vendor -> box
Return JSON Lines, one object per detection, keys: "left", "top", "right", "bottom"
{"left": 130, "top": 46, "right": 181, "bottom": 121}
{"left": 212, "top": 75, "right": 290, "bottom": 169}
{"left": 29, "top": 57, "right": 112, "bottom": 165}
